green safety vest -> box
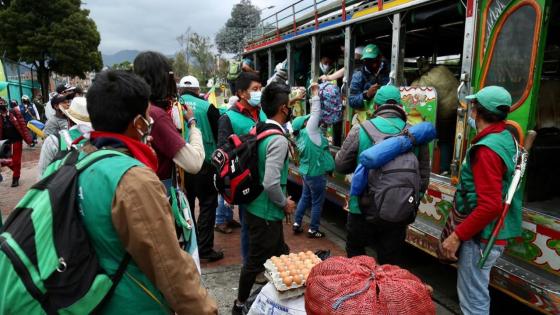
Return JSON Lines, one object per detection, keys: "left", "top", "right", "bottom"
{"left": 454, "top": 130, "right": 522, "bottom": 240}
{"left": 296, "top": 129, "right": 334, "bottom": 177}
{"left": 225, "top": 108, "right": 267, "bottom": 135}
{"left": 247, "top": 135, "right": 289, "bottom": 221}
{"left": 58, "top": 128, "right": 84, "bottom": 151}
{"left": 46, "top": 150, "right": 172, "bottom": 314}
{"left": 349, "top": 116, "right": 406, "bottom": 214}
{"left": 181, "top": 94, "right": 216, "bottom": 163}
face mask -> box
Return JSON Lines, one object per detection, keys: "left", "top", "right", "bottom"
{"left": 135, "top": 115, "right": 153, "bottom": 144}
{"left": 248, "top": 91, "right": 261, "bottom": 107}
{"left": 283, "top": 105, "right": 293, "bottom": 122}
{"left": 320, "top": 63, "right": 331, "bottom": 74}
{"left": 468, "top": 116, "right": 477, "bottom": 130}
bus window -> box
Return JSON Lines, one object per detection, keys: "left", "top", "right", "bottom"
{"left": 525, "top": 2, "right": 560, "bottom": 217}
{"left": 482, "top": 5, "right": 537, "bottom": 107}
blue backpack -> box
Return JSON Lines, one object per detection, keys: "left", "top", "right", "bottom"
{"left": 318, "top": 82, "right": 343, "bottom": 125}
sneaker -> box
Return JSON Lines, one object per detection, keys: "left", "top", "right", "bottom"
{"left": 308, "top": 230, "right": 325, "bottom": 238}
{"left": 227, "top": 219, "right": 242, "bottom": 229}
{"left": 292, "top": 223, "right": 304, "bottom": 234}
{"left": 200, "top": 250, "right": 224, "bottom": 262}
{"left": 215, "top": 223, "right": 233, "bottom": 234}
{"left": 231, "top": 300, "right": 244, "bottom": 315}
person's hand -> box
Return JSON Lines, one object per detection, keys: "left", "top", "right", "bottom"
{"left": 290, "top": 88, "right": 306, "bottom": 104}
{"left": 310, "top": 83, "right": 319, "bottom": 97}
{"left": 183, "top": 104, "right": 194, "bottom": 121}
{"left": 319, "top": 74, "right": 329, "bottom": 82}
{"left": 441, "top": 232, "right": 461, "bottom": 262}
{"left": 366, "top": 83, "right": 380, "bottom": 98}
{"left": 284, "top": 196, "right": 296, "bottom": 224}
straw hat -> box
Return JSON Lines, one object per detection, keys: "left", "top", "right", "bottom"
{"left": 62, "top": 96, "right": 91, "bottom": 127}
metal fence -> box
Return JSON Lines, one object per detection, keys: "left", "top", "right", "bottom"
{"left": 0, "top": 58, "right": 40, "bottom": 103}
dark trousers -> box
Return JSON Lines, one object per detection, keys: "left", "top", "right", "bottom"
{"left": 238, "top": 211, "right": 289, "bottom": 302}
{"left": 346, "top": 213, "right": 407, "bottom": 266}
{"left": 184, "top": 164, "right": 218, "bottom": 255}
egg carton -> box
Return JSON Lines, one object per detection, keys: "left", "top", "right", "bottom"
{"left": 264, "top": 271, "right": 306, "bottom": 299}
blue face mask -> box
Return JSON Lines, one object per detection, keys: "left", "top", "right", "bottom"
{"left": 468, "top": 117, "right": 476, "bottom": 130}
{"left": 248, "top": 91, "right": 261, "bottom": 107}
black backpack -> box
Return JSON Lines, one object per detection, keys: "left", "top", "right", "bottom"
{"left": 212, "top": 122, "right": 284, "bottom": 205}
{"left": 0, "top": 149, "right": 130, "bottom": 314}
{"left": 358, "top": 120, "right": 421, "bottom": 225}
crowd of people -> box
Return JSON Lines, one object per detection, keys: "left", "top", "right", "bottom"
{"left": 0, "top": 43, "right": 523, "bottom": 315}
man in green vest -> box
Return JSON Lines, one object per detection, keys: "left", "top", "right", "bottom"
{"left": 335, "top": 85, "right": 430, "bottom": 265}
{"left": 218, "top": 71, "right": 267, "bottom": 264}
{"left": 232, "top": 82, "right": 295, "bottom": 315}
{"left": 441, "top": 86, "right": 521, "bottom": 315}
{"left": 80, "top": 70, "right": 217, "bottom": 314}
{"left": 178, "top": 75, "right": 224, "bottom": 262}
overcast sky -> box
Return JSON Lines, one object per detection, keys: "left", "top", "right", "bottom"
{"left": 84, "top": 0, "right": 292, "bottom": 55}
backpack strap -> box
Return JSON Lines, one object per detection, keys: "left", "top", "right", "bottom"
{"left": 92, "top": 254, "right": 131, "bottom": 314}
{"left": 360, "top": 120, "right": 387, "bottom": 144}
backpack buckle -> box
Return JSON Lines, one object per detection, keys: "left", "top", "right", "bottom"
{"left": 57, "top": 257, "right": 67, "bottom": 273}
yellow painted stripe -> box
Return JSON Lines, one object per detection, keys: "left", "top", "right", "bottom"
{"left": 352, "top": 0, "right": 415, "bottom": 19}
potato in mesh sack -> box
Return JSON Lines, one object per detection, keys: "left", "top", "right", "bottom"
{"left": 304, "top": 256, "right": 435, "bottom": 315}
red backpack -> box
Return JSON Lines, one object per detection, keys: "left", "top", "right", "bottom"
{"left": 211, "top": 123, "right": 284, "bottom": 205}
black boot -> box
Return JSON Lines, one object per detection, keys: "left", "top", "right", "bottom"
{"left": 11, "top": 178, "right": 19, "bottom": 187}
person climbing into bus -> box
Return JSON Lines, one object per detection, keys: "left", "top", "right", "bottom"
{"left": 318, "top": 46, "right": 365, "bottom": 83}
{"left": 218, "top": 71, "right": 267, "bottom": 264}
{"left": 178, "top": 75, "right": 224, "bottom": 262}
{"left": 37, "top": 96, "right": 92, "bottom": 178}
{"left": 0, "top": 97, "right": 33, "bottom": 187}
{"left": 348, "top": 44, "right": 390, "bottom": 112}
{"left": 335, "top": 85, "right": 430, "bottom": 265}
{"left": 292, "top": 83, "right": 335, "bottom": 238}
{"left": 75, "top": 70, "right": 218, "bottom": 314}
{"left": 440, "top": 86, "right": 522, "bottom": 315}
{"left": 232, "top": 82, "right": 294, "bottom": 315}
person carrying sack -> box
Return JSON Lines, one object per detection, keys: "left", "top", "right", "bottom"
{"left": 440, "top": 86, "right": 522, "bottom": 315}
{"left": 335, "top": 85, "right": 430, "bottom": 265}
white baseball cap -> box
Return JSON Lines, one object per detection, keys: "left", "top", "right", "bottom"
{"left": 62, "top": 96, "right": 91, "bottom": 127}
{"left": 178, "top": 75, "right": 200, "bottom": 88}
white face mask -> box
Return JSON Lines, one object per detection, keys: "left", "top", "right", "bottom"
{"left": 248, "top": 91, "right": 261, "bottom": 107}
{"left": 468, "top": 117, "right": 477, "bottom": 130}
{"left": 320, "top": 63, "right": 331, "bottom": 74}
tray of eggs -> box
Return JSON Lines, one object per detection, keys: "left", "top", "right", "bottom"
{"left": 264, "top": 251, "right": 322, "bottom": 292}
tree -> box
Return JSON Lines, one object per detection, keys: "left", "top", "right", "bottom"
{"left": 176, "top": 26, "right": 192, "bottom": 74}
{"left": 172, "top": 52, "right": 189, "bottom": 78}
{"left": 215, "top": 0, "right": 261, "bottom": 55}
{"left": 189, "top": 33, "right": 215, "bottom": 82}
{"left": 0, "top": 0, "right": 102, "bottom": 101}
{"left": 111, "top": 61, "right": 133, "bottom": 71}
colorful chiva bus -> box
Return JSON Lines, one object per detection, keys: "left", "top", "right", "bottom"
{"left": 243, "top": 0, "right": 559, "bottom": 313}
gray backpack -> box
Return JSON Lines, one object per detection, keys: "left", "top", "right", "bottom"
{"left": 358, "top": 120, "right": 421, "bottom": 224}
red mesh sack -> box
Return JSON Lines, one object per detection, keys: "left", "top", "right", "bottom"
{"left": 305, "top": 256, "right": 435, "bottom": 315}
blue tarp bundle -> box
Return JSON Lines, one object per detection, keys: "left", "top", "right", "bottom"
{"left": 350, "top": 122, "right": 436, "bottom": 196}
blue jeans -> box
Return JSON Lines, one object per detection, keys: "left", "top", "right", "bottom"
{"left": 215, "top": 195, "right": 233, "bottom": 225}
{"left": 457, "top": 240, "right": 505, "bottom": 315}
{"left": 239, "top": 205, "right": 249, "bottom": 265}
{"left": 294, "top": 175, "right": 327, "bottom": 232}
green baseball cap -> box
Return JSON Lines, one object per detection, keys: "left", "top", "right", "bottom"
{"left": 361, "top": 44, "right": 380, "bottom": 60}
{"left": 292, "top": 114, "right": 310, "bottom": 132}
{"left": 465, "top": 86, "right": 512, "bottom": 114}
{"left": 374, "top": 85, "right": 401, "bottom": 105}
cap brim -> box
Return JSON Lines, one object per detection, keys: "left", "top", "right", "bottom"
{"left": 465, "top": 94, "right": 476, "bottom": 100}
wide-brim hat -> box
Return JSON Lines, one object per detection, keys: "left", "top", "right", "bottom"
{"left": 62, "top": 96, "right": 91, "bottom": 127}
